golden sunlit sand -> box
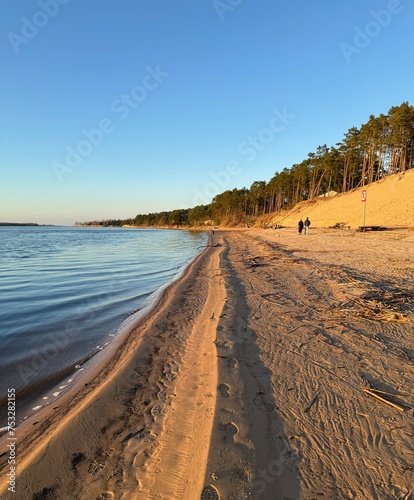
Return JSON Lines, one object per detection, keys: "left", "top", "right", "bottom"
{"left": 265, "top": 169, "right": 414, "bottom": 229}
{"left": 1, "top": 171, "right": 414, "bottom": 499}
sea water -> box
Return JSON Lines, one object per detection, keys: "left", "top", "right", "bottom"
{"left": 0, "top": 226, "right": 207, "bottom": 423}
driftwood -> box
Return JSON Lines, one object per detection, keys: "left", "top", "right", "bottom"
{"left": 363, "top": 388, "right": 406, "bottom": 412}
{"left": 304, "top": 393, "right": 319, "bottom": 413}
{"left": 330, "top": 222, "right": 350, "bottom": 229}
{"left": 358, "top": 225, "right": 387, "bottom": 232}
{"left": 287, "top": 324, "right": 307, "bottom": 334}
{"left": 399, "top": 487, "right": 414, "bottom": 500}
{"left": 368, "top": 388, "right": 402, "bottom": 397}
{"left": 261, "top": 294, "right": 283, "bottom": 306}
{"left": 340, "top": 289, "right": 410, "bottom": 324}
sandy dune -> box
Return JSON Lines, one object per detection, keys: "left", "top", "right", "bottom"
{"left": 1, "top": 224, "right": 414, "bottom": 499}
{"left": 265, "top": 169, "right": 414, "bottom": 229}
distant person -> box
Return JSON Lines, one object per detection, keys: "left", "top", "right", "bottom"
{"left": 298, "top": 218, "right": 304, "bottom": 235}
{"left": 304, "top": 217, "right": 311, "bottom": 235}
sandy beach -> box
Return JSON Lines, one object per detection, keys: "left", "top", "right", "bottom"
{"left": 1, "top": 226, "right": 414, "bottom": 499}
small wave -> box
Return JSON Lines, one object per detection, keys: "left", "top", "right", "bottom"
{"left": 0, "top": 227, "right": 206, "bottom": 421}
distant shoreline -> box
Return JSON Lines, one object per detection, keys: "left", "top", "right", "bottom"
{"left": 75, "top": 224, "right": 209, "bottom": 232}
{"left": 0, "top": 223, "right": 55, "bottom": 227}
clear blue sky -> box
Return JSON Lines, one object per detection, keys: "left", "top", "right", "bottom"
{"left": 1, "top": 0, "right": 413, "bottom": 225}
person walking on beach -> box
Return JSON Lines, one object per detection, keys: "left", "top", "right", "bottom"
{"left": 304, "top": 217, "right": 311, "bottom": 235}
{"left": 298, "top": 218, "right": 304, "bottom": 235}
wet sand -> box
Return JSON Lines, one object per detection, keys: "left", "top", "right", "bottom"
{"left": 1, "top": 227, "right": 414, "bottom": 499}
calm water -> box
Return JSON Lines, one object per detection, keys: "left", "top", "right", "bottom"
{"left": 0, "top": 226, "right": 207, "bottom": 423}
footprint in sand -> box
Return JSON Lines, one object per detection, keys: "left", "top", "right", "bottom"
{"left": 218, "top": 383, "right": 231, "bottom": 397}
{"left": 227, "top": 358, "right": 238, "bottom": 369}
{"left": 143, "top": 432, "right": 158, "bottom": 444}
{"left": 149, "top": 404, "right": 164, "bottom": 418}
{"left": 88, "top": 460, "right": 105, "bottom": 475}
{"left": 222, "top": 340, "right": 232, "bottom": 350}
{"left": 96, "top": 492, "right": 114, "bottom": 500}
{"left": 201, "top": 484, "right": 220, "bottom": 500}
{"left": 133, "top": 446, "right": 159, "bottom": 468}
{"left": 223, "top": 421, "right": 238, "bottom": 443}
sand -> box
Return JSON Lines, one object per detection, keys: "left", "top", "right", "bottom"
{"left": 1, "top": 227, "right": 414, "bottom": 499}
{"left": 1, "top": 175, "right": 414, "bottom": 499}
{"left": 265, "top": 169, "right": 414, "bottom": 229}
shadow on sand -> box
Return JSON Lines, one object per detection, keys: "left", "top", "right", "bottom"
{"left": 214, "top": 237, "right": 301, "bottom": 499}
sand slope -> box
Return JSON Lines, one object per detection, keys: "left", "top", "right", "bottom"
{"left": 265, "top": 169, "right": 414, "bottom": 229}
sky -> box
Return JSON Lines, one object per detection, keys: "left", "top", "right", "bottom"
{"left": 1, "top": 0, "right": 413, "bottom": 225}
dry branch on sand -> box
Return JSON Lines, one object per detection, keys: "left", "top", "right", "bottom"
{"left": 363, "top": 388, "right": 410, "bottom": 413}
{"left": 340, "top": 292, "right": 410, "bottom": 323}
{"left": 303, "top": 393, "right": 319, "bottom": 414}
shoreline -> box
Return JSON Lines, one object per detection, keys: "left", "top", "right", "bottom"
{"left": 0, "top": 228, "right": 208, "bottom": 430}
{"left": 0, "top": 232, "right": 214, "bottom": 496}
{"left": 1, "top": 228, "right": 414, "bottom": 499}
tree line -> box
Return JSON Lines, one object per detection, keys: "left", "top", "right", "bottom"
{"left": 78, "top": 102, "right": 414, "bottom": 228}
